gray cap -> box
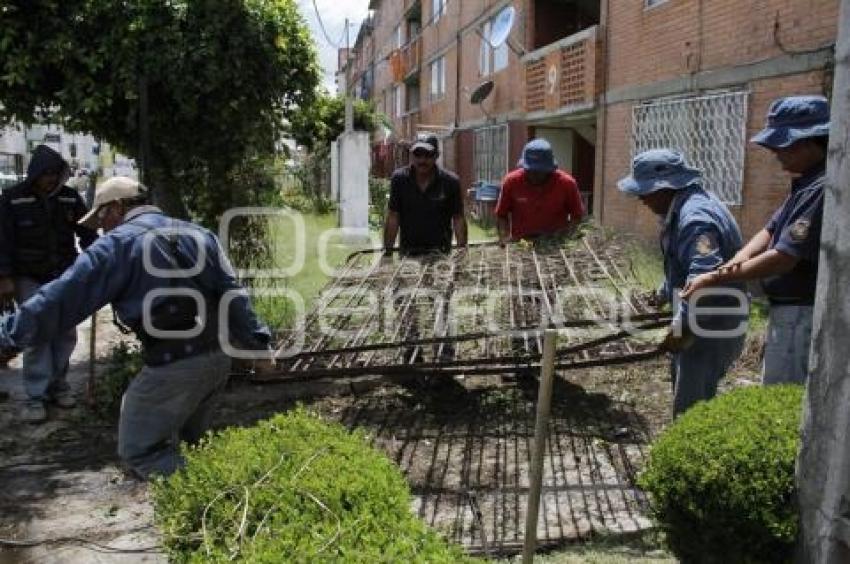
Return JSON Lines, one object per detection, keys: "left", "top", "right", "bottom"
{"left": 411, "top": 133, "right": 439, "bottom": 155}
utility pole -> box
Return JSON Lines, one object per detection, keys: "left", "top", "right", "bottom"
{"left": 796, "top": 1, "right": 850, "bottom": 561}
{"left": 344, "top": 17, "right": 354, "bottom": 133}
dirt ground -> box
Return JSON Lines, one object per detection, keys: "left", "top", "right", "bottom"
{"left": 0, "top": 311, "right": 763, "bottom": 563}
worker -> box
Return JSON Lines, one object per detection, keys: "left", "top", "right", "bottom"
{"left": 0, "top": 145, "right": 98, "bottom": 421}
{"left": 383, "top": 133, "right": 467, "bottom": 363}
{"left": 495, "top": 138, "right": 585, "bottom": 244}
{"left": 383, "top": 132, "right": 467, "bottom": 255}
{"left": 619, "top": 149, "right": 748, "bottom": 415}
{"left": 0, "top": 177, "right": 271, "bottom": 478}
{"left": 683, "top": 95, "right": 829, "bottom": 385}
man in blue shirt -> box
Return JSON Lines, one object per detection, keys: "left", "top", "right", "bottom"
{"left": 0, "top": 177, "right": 271, "bottom": 478}
{"left": 683, "top": 95, "right": 829, "bottom": 385}
{"left": 0, "top": 145, "right": 98, "bottom": 422}
{"left": 619, "top": 149, "right": 748, "bottom": 415}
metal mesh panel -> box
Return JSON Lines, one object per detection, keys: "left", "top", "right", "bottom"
{"left": 474, "top": 125, "right": 508, "bottom": 184}
{"left": 632, "top": 91, "right": 748, "bottom": 205}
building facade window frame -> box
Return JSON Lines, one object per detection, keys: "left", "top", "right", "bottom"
{"left": 479, "top": 18, "right": 509, "bottom": 77}
{"left": 631, "top": 89, "right": 749, "bottom": 206}
{"left": 430, "top": 56, "right": 446, "bottom": 101}
{"left": 432, "top": 0, "right": 447, "bottom": 23}
{"left": 474, "top": 124, "right": 509, "bottom": 184}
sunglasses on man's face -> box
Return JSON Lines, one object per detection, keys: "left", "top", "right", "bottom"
{"left": 412, "top": 150, "right": 435, "bottom": 158}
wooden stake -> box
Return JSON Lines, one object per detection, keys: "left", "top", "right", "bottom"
{"left": 523, "top": 329, "right": 558, "bottom": 563}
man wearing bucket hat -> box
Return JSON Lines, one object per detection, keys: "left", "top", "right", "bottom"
{"left": 683, "top": 95, "right": 829, "bottom": 385}
{"left": 0, "top": 145, "right": 98, "bottom": 422}
{"left": 495, "top": 138, "right": 584, "bottom": 244}
{"left": 619, "top": 149, "right": 748, "bottom": 415}
{"left": 0, "top": 177, "right": 271, "bottom": 478}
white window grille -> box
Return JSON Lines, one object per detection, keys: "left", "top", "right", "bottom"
{"left": 632, "top": 90, "right": 748, "bottom": 205}
{"left": 474, "top": 124, "right": 508, "bottom": 184}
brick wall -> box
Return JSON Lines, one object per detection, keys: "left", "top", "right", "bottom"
{"left": 597, "top": 0, "right": 838, "bottom": 243}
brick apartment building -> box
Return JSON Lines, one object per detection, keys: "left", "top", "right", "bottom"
{"left": 341, "top": 0, "right": 838, "bottom": 240}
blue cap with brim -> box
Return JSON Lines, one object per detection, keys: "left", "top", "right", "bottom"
{"left": 617, "top": 148, "right": 702, "bottom": 197}
{"left": 751, "top": 95, "right": 830, "bottom": 149}
{"left": 519, "top": 139, "right": 557, "bottom": 173}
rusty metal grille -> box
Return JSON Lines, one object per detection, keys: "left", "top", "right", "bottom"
{"left": 632, "top": 90, "right": 748, "bottom": 205}
{"left": 266, "top": 236, "right": 668, "bottom": 382}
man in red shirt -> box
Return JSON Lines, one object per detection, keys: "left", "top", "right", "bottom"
{"left": 494, "top": 138, "right": 585, "bottom": 243}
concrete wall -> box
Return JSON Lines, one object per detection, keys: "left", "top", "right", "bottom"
{"left": 596, "top": 0, "right": 839, "bottom": 242}
{"left": 337, "top": 131, "right": 371, "bottom": 235}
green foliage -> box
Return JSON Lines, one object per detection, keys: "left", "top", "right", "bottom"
{"left": 639, "top": 385, "right": 804, "bottom": 563}
{"left": 289, "top": 94, "right": 386, "bottom": 151}
{"left": 89, "top": 342, "right": 143, "bottom": 420}
{"left": 368, "top": 175, "right": 390, "bottom": 229}
{"left": 0, "top": 0, "right": 320, "bottom": 221}
{"left": 152, "top": 408, "right": 480, "bottom": 563}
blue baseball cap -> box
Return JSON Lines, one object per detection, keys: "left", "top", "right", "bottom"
{"left": 519, "top": 139, "right": 557, "bottom": 173}
{"left": 617, "top": 149, "right": 702, "bottom": 196}
{"left": 751, "top": 95, "right": 830, "bottom": 149}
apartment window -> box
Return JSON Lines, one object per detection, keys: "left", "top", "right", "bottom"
{"left": 479, "top": 18, "right": 509, "bottom": 76}
{"left": 432, "top": 0, "right": 447, "bottom": 23}
{"left": 645, "top": 0, "right": 670, "bottom": 8}
{"left": 430, "top": 56, "right": 446, "bottom": 101}
{"left": 474, "top": 124, "right": 508, "bottom": 184}
{"left": 632, "top": 90, "right": 748, "bottom": 205}
{"left": 394, "top": 85, "right": 403, "bottom": 117}
{"left": 394, "top": 25, "right": 404, "bottom": 49}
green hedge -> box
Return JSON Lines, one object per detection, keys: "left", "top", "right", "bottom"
{"left": 639, "top": 385, "right": 804, "bottom": 563}
{"left": 152, "top": 408, "right": 479, "bottom": 563}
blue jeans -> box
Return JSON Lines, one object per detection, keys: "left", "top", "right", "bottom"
{"left": 671, "top": 329, "right": 746, "bottom": 416}
{"left": 15, "top": 277, "right": 78, "bottom": 401}
{"left": 118, "top": 350, "right": 231, "bottom": 478}
{"left": 762, "top": 305, "right": 813, "bottom": 385}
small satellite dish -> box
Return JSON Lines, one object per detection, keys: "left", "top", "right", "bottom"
{"left": 488, "top": 6, "right": 516, "bottom": 48}
{"left": 470, "top": 80, "right": 495, "bottom": 105}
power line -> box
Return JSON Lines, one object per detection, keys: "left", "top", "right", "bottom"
{"left": 312, "top": 0, "right": 342, "bottom": 49}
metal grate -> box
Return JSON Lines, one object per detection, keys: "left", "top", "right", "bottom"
{"left": 259, "top": 236, "right": 669, "bottom": 383}
{"left": 475, "top": 125, "right": 509, "bottom": 184}
{"left": 632, "top": 91, "right": 748, "bottom": 205}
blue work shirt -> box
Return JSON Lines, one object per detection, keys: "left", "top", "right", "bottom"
{"left": 0, "top": 206, "right": 270, "bottom": 353}
{"left": 660, "top": 185, "right": 747, "bottom": 328}
{"left": 762, "top": 163, "right": 825, "bottom": 304}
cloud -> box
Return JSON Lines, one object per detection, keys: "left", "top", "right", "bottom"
{"left": 297, "top": 0, "right": 370, "bottom": 93}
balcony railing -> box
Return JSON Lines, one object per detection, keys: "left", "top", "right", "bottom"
{"left": 401, "top": 35, "right": 422, "bottom": 79}
{"left": 401, "top": 109, "right": 420, "bottom": 141}
{"left": 523, "top": 26, "right": 600, "bottom": 116}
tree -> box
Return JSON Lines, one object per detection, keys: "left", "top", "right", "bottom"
{"left": 797, "top": 1, "right": 850, "bottom": 560}
{"left": 0, "top": 0, "right": 320, "bottom": 223}
{"left": 288, "top": 94, "right": 385, "bottom": 151}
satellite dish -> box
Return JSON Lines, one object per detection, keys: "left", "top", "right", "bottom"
{"left": 488, "top": 6, "right": 516, "bottom": 48}
{"left": 470, "top": 80, "right": 494, "bottom": 105}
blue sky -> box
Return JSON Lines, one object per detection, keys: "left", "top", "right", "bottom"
{"left": 297, "top": 0, "right": 371, "bottom": 92}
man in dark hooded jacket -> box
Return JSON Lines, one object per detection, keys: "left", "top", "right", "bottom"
{"left": 0, "top": 144, "right": 98, "bottom": 422}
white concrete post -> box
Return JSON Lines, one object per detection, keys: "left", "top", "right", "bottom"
{"left": 337, "top": 130, "right": 370, "bottom": 240}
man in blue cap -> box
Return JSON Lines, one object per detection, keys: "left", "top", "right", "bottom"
{"left": 495, "top": 138, "right": 584, "bottom": 243}
{"left": 683, "top": 95, "right": 829, "bottom": 385}
{"left": 619, "top": 149, "right": 748, "bottom": 415}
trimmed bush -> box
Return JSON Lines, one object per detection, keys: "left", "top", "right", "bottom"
{"left": 152, "top": 408, "right": 480, "bottom": 563}
{"left": 639, "top": 385, "right": 804, "bottom": 563}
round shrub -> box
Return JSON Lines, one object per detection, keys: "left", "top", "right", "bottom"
{"left": 152, "top": 407, "right": 479, "bottom": 563}
{"left": 639, "top": 385, "right": 804, "bottom": 563}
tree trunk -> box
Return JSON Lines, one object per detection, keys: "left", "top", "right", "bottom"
{"left": 146, "top": 150, "right": 190, "bottom": 220}
{"left": 796, "top": 2, "right": 850, "bottom": 561}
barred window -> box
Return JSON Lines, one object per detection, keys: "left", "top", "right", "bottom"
{"left": 474, "top": 124, "right": 508, "bottom": 184}
{"left": 632, "top": 90, "right": 748, "bottom": 205}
